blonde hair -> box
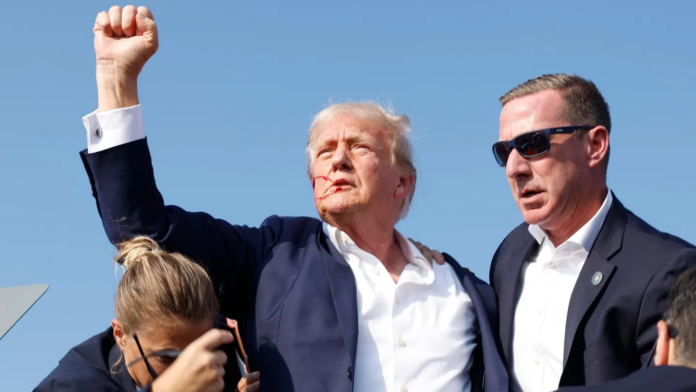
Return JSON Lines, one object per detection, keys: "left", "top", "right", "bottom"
{"left": 114, "top": 237, "right": 218, "bottom": 335}
{"left": 306, "top": 102, "right": 417, "bottom": 220}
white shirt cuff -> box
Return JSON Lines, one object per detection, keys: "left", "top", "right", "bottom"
{"left": 83, "top": 104, "right": 145, "bottom": 154}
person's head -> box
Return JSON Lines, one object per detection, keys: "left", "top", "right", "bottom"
{"left": 306, "top": 102, "right": 417, "bottom": 227}
{"left": 111, "top": 237, "right": 219, "bottom": 386}
{"left": 655, "top": 265, "right": 696, "bottom": 368}
{"left": 497, "top": 74, "right": 611, "bottom": 235}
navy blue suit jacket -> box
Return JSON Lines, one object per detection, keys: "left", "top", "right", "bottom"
{"left": 80, "top": 138, "right": 509, "bottom": 392}
{"left": 556, "top": 366, "right": 696, "bottom": 392}
{"left": 34, "top": 328, "right": 144, "bottom": 392}
{"left": 490, "top": 195, "right": 696, "bottom": 389}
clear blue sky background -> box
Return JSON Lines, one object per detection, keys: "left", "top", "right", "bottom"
{"left": 1, "top": 1, "right": 694, "bottom": 390}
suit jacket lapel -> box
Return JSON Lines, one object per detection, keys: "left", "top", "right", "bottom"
{"left": 499, "top": 237, "right": 538, "bottom": 366}
{"left": 318, "top": 228, "right": 359, "bottom": 367}
{"left": 562, "top": 196, "right": 627, "bottom": 368}
{"left": 445, "top": 255, "right": 509, "bottom": 392}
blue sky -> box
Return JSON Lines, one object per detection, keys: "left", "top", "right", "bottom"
{"left": 1, "top": 1, "right": 695, "bottom": 390}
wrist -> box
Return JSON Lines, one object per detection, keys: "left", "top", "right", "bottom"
{"left": 96, "top": 62, "right": 140, "bottom": 112}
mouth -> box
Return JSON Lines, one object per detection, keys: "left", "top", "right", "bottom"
{"left": 519, "top": 189, "right": 544, "bottom": 201}
{"left": 331, "top": 179, "right": 352, "bottom": 187}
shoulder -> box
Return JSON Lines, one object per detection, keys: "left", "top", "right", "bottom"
{"left": 620, "top": 207, "right": 696, "bottom": 270}
{"left": 36, "top": 329, "right": 117, "bottom": 391}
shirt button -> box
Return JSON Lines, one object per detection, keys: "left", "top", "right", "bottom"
{"left": 399, "top": 338, "right": 406, "bottom": 347}
{"left": 395, "top": 298, "right": 400, "bottom": 305}
{"left": 401, "top": 386, "right": 408, "bottom": 392}
{"left": 549, "top": 262, "right": 557, "bottom": 269}
{"left": 536, "top": 309, "right": 543, "bottom": 316}
{"left": 374, "top": 267, "right": 381, "bottom": 275}
{"left": 95, "top": 128, "right": 102, "bottom": 138}
{"left": 533, "top": 357, "right": 540, "bottom": 365}
{"left": 341, "top": 234, "right": 348, "bottom": 244}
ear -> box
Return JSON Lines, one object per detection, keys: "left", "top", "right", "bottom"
{"left": 394, "top": 172, "right": 415, "bottom": 200}
{"left": 112, "top": 319, "right": 127, "bottom": 349}
{"left": 655, "top": 320, "right": 670, "bottom": 366}
{"left": 586, "top": 126, "right": 609, "bottom": 169}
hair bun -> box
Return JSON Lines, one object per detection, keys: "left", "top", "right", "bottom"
{"left": 116, "top": 237, "right": 162, "bottom": 269}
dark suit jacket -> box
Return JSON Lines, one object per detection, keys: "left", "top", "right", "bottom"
{"left": 34, "top": 322, "right": 241, "bottom": 392}
{"left": 34, "top": 328, "right": 145, "bottom": 392}
{"left": 556, "top": 366, "right": 696, "bottom": 392}
{"left": 80, "top": 138, "right": 509, "bottom": 392}
{"left": 490, "top": 195, "right": 696, "bottom": 389}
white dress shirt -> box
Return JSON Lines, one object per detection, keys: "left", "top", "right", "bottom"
{"left": 512, "top": 191, "right": 613, "bottom": 392}
{"left": 82, "top": 105, "right": 479, "bottom": 392}
{"left": 324, "top": 224, "right": 478, "bottom": 392}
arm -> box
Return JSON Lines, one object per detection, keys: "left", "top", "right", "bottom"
{"left": 85, "top": 6, "right": 280, "bottom": 316}
{"left": 636, "top": 248, "right": 696, "bottom": 366}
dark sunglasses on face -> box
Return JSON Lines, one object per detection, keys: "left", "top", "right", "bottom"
{"left": 492, "top": 126, "right": 594, "bottom": 167}
{"left": 127, "top": 334, "right": 181, "bottom": 380}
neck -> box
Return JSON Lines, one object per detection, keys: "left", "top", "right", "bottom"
{"left": 325, "top": 212, "right": 408, "bottom": 280}
{"left": 545, "top": 185, "right": 608, "bottom": 247}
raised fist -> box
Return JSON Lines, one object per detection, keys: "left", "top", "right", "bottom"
{"left": 93, "top": 5, "right": 158, "bottom": 81}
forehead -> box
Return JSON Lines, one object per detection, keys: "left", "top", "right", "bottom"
{"left": 314, "top": 115, "right": 388, "bottom": 145}
{"left": 499, "top": 89, "right": 568, "bottom": 141}
{"left": 141, "top": 320, "right": 213, "bottom": 349}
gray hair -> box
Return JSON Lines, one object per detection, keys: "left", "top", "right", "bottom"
{"left": 306, "top": 102, "right": 417, "bottom": 221}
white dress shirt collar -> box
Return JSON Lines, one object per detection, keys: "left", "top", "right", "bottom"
{"left": 323, "top": 222, "right": 433, "bottom": 273}
{"left": 527, "top": 190, "right": 613, "bottom": 253}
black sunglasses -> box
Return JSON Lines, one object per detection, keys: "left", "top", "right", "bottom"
{"left": 492, "top": 126, "right": 594, "bottom": 167}
{"left": 128, "top": 334, "right": 183, "bottom": 380}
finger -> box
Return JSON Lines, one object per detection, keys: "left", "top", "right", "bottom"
{"left": 237, "top": 376, "right": 250, "bottom": 391}
{"left": 246, "top": 372, "right": 260, "bottom": 383}
{"left": 135, "top": 7, "right": 158, "bottom": 46}
{"left": 192, "top": 328, "right": 234, "bottom": 351}
{"left": 245, "top": 380, "right": 260, "bottom": 392}
{"left": 420, "top": 245, "right": 433, "bottom": 264}
{"left": 407, "top": 238, "right": 422, "bottom": 248}
{"left": 108, "top": 5, "right": 124, "bottom": 37}
{"left": 94, "top": 11, "right": 113, "bottom": 37}
{"left": 121, "top": 5, "right": 137, "bottom": 37}
{"left": 433, "top": 250, "right": 445, "bottom": 265}
{"left": 137, "top": 5, "right": 154, "bottom": 21}
{"left": 211, "top": 349, "right": 228, "bottom": 367}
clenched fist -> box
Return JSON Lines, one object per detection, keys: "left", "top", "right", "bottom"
{"left": 93, "top": 5, "right": 158, "bottom": 111}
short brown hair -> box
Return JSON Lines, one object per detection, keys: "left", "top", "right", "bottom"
{"left": 500, "top": 74, "right": 611, "bottom": 170}
{"left": 664, "top": 265, "right": 696, "bottom": 366}
{"left": 114, "top": 237, "right": 219, "bottom": 335}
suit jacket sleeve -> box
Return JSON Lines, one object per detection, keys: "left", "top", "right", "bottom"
{"left": 34, "top": 377, "right": 121, "bottom": 392}
{"left": 637, "top": 248, "right": 696, "bottom": 366}
{"left": 80, "top": 138, "right": 283, "bottom": 316}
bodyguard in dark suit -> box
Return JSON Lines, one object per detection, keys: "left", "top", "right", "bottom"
{"left": 490, "top": 74, "right": 696, "bottom": 391}
{"left": 557, "top": 265, "right": 696, "bottom": 392}
{"left": 80, "top": 6, "right": 508, "bottom": 392}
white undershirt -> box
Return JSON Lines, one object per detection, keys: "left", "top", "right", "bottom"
{"left": 512, "top": 191, "right": 613, "bottom": 392}
{"left": 82, "top": 106, "right": 479, "bottom": 392}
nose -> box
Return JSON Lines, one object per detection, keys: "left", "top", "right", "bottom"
{"left": 505, "top": 148, "right": 532, "bottom": 180}
{"left": 331, "top": 144, "right": 353, "bottom": 172}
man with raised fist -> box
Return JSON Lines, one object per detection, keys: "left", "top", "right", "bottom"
{"left": 80, "top": 5, "right": 507, "bottom": 392}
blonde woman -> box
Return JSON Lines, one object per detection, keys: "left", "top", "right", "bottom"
{"left": 34, "top": 237, "right": 241, "bottom": 392}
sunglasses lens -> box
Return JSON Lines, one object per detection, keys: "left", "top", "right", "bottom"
{"left": 515, "top": 131, "right": 549, "bottom": 157}
{"left": 493, "top": 142, "right": 510, "bottom": 167}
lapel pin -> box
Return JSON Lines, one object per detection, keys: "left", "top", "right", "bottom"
{"left": 592, "top": 271, "right": 603, "bottom": 286}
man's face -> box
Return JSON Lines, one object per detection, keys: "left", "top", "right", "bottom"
{"left": 499, "top": 89, "right": 589, "bottom": 230}
{"left": 311, "top": 115, "right": 407, "bottom": 221}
